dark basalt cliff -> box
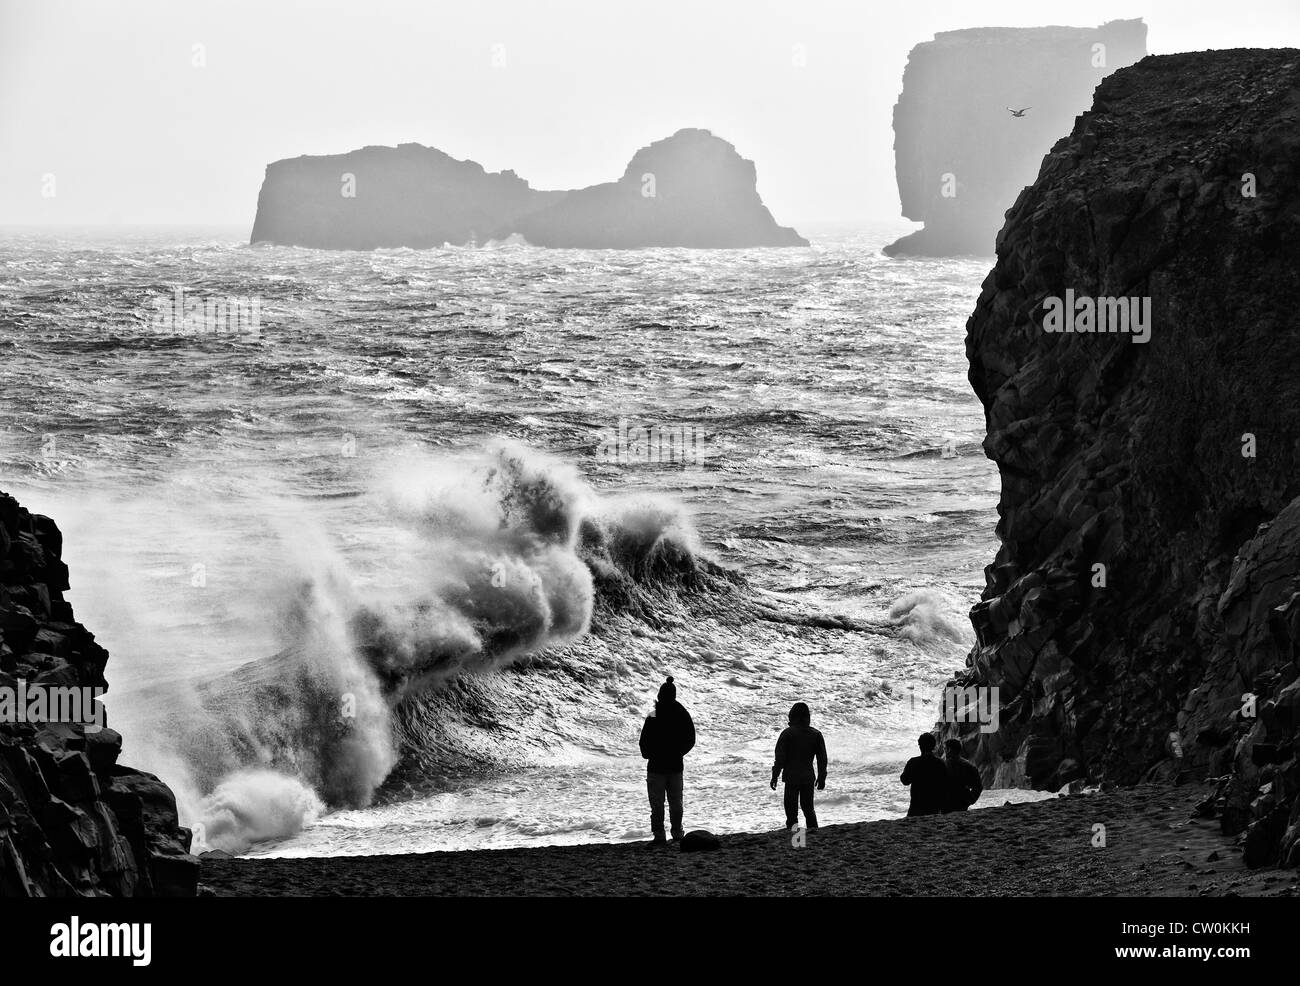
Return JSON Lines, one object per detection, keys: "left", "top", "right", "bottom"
{"left": 0, "top": 491, "right": 197, "bottom": 895}
{"left": 943, "top": 50, "right": 1300, "bottom": 868}
{"left": 250, "top": 129, "right": 806, "bottom": 250}
{"left": 886, "top": 19, "right": 1146, "bottom": 256}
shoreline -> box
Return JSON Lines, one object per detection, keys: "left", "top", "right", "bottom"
{"left": 198, "top": 783, "right": 1299, "bottom": 897}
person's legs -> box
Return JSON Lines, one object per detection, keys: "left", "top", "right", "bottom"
{"left": 647, "top": 772, "right": 667, "bottom": 841}
{"left": 800, "top": 784, "right": 818, "bottom": 829}
{"left": 783, "top": 784, "right": 799, "bottom": 829}
{"left": 667, "top": 771, "right": 685, "bottom": 840}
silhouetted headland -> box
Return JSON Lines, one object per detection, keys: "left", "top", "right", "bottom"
{"left": 0, "top": 490, "right": 198, "bottom": 896}
{"left": 941, "top": 48, "right": 1300, "bottom": 870}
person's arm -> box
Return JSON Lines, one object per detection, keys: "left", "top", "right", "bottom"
{"left": 771, "top": 729, "right": 788, "bottom": 789}
{"left": 901, "top": 758, "right": 913, "bottom": 785}
{"left": 815, "top": 732, "right": 828, "bottom": 788}
{"left": 639, "top": 717, "right": 652, "bottom": 760}
{"left": 966, "top": 763, "right": 983, "bottom": 805}
{"left": 680, "top": 708, "right": 696, "bottom": 756}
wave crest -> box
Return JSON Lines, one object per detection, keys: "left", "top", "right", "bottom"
{"left": 162, "top": 442, "right": 719, "bottom": 846}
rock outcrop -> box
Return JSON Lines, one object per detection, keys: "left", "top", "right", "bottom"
{"left": 0, "top": 490, "right": 197, "bottom": 895}
{"left": 250, "top": 129, "right": 807, "bottom": 250}
{"left": 942, "top": 49, "right": 1300, "bottom": 868}
{"left": 249, "top": 143, "right": 564, "bottom": 250}
{"left": 504, "top": 129, "right": 807, "bottom": 248}
{"left": 885, "top": 19, "right": 1146, "bottom": 256}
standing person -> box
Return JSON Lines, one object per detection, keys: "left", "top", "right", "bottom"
{"left": 638, "top": 675, "right": 696, "bottom": 845}
{"left": 769, "top": 701, "right": 828, "bottom": 830}
{"left": 942, "top": 738, "right": 983, "bottom": 812}
{"left": 900, "top": 732, "right": 948, "bottom": 816}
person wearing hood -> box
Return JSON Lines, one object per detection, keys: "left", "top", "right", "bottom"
{"left": 638, "top": 675, "right": 696, "bottom": 844}
{"left": 770, "top": 701, "right": 828, "bottom": 830}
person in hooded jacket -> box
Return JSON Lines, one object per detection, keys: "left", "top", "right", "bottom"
{"left": 769, "top": 701, "right": 829, "bottom": 830}
{"left": 638, "top": 675, "right": 696, "bottom": 844}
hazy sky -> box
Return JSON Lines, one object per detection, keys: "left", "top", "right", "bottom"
{"left": 3, "top": 0, "right": 1299, "bottom": 228}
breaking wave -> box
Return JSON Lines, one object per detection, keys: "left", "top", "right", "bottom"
{"left": 143, "top": 442, "right": 735, "bottom": 849}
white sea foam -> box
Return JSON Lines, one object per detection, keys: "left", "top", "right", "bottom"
{"left": 197, "top": 770, "right": 324, "bottom": 855}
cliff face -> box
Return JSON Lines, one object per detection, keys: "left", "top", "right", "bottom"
{"left": 250, "top": 129, "right": 806, "bottom": 250}
{"left": 886, "top": 19, "right": 1146, "bottom": 256}
{"left": 945, "top": 50, "right": 1300, "bottom": 868}
{"left": 0, "top": 491, "right": 197, "bottom": 895}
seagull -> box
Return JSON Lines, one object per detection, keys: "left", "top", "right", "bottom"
{"left": 1007, "top": 106, "right": 1031, "bottom": 118}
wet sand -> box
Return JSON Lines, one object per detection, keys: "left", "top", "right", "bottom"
{"left": 199, "top": 783, "right": 1300, "bottom": 897}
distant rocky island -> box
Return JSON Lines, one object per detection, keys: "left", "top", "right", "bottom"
{"left": 886, "top": 19, "right": 1147, "bottom": 256}
{"left": 942, "top": 49, "right": 1300, "bottom": 869}
{"left": 249, "top": 128, "right": 808, "bottom": 250}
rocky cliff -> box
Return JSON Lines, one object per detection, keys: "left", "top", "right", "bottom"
{"left": 943, "top": 49, "right": 1300, "bottom": 868}
{"left": 0, "top": 491, "right": 197, "bottom": 895}
{"left": 250, "top": 129, "right": 806, "bottom": 249}
{"left": 886, "top": 19, "right": 1147, "bottom": 256}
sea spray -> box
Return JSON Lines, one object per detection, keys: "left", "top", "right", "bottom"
{"left": 886, "top": 589, "right": 971, "bottom": 651}
{"left": 195, "top": 769, "right": 324, "bottom": 855}
{"left": 116, "top": 441, "right": 713, "bottom": 855}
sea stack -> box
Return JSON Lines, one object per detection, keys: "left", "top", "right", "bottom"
{"left": 943, "top": 50, "right": 1300, "bottom": 868}
{"left": 249, "top": 129, "right": 807, "bottom": 250}
{"left": 0, "top": 491, "right": 197, "bottom": 895}
{"left": 504, "top": 129, "right": 808, "bottom": 248}
{"left": 885, "top": 19, "right": 1147, "bottom": 256}
{"left": 249, "top": 143, "right": 564, "bottom": 250}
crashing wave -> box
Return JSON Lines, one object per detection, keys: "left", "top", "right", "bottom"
{"left": 142, "top": 442, "right": 743, "bottom": 850}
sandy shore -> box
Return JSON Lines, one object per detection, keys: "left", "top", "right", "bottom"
{"left": 199, "top": 783, "right": 1300, "bottom": 897}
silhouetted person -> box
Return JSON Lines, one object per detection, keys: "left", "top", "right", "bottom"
{"left": 942, "top": 738, "right": 983, "bottom": 812}
{"left": 638, "top": 675, "right": 695, "bottom": 844}
{"left": 900, "top": 732, "right": 948, "bottom": 816}
{"left": 769, "top": 701, "right": 828, "bottom": 830}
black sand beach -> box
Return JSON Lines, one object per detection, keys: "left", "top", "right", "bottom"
{"left": 199, "top": 784, "right": 1299, "bottom": 897}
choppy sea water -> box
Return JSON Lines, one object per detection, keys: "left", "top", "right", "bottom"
{"left": 0, "top": 222, "right": 1051, "bottom": 857}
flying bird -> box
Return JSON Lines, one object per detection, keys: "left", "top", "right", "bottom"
{"left": 1007, "top": 107, "right": 1031, "bottom": 118}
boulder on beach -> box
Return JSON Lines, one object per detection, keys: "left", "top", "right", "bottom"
{"left": 679, "top": 829, "right": 721, "bottom": 852}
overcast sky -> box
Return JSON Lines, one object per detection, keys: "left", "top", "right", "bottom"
{"left": 3, "top": 0, "right": 1299, "bottom": 228}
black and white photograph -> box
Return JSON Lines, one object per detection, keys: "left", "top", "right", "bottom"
{"left": 1, "top": 0, "right": 1297, "bottom": 968}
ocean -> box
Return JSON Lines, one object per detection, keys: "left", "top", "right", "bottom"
{"left": 0, "top": 221, "right": 1050, "bottom": 858}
